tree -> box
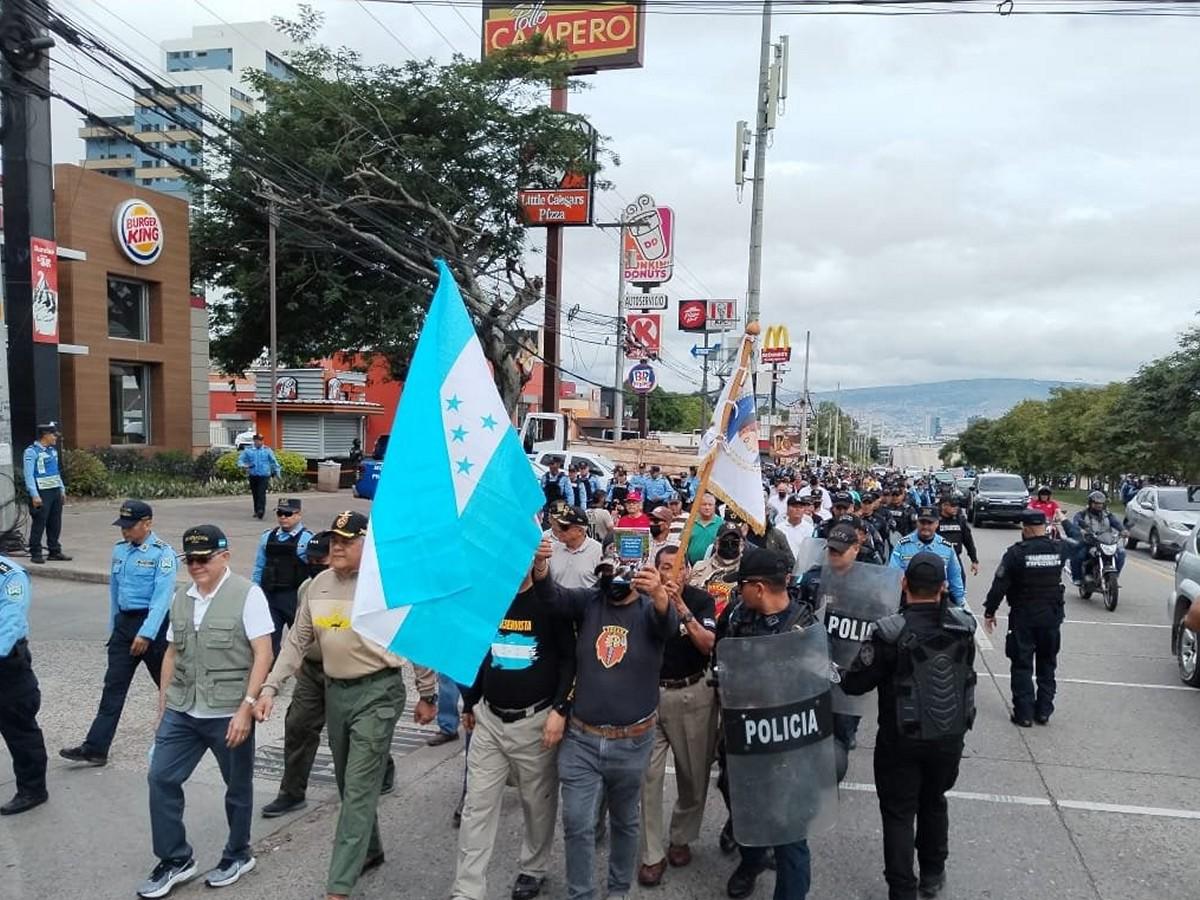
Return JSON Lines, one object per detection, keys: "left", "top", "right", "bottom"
{"left": 191, "top": 9, "right": 604, "bottom": 410}
{"left": 622, "top": 388, "right": 702, "bottom": 433}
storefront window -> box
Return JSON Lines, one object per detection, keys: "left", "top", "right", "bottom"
{"left": 107, "top": 276, "right": 149, "bottom": 340}
{"left": 110, "top": 362, "right": 151, "bottom": 444}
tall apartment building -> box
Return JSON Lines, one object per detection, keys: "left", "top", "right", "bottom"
{"left": 78, "top": 22, "right": 296, "bottom": 199}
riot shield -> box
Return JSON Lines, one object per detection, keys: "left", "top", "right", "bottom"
{"left": 718, "top": 625, "right": 839, "bottom": 846}
{"left": 792, "top": 537, "right": 826, "bottom": 576}
{"left": 820, "top": 562, "right": 903, "bottom": 715}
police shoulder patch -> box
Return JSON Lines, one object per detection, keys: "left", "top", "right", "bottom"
{"left": 858, "top": 642, "right": 876, "bottom": 666}
{"left": 159, "top": 556, "right": 175, "bottom": 571}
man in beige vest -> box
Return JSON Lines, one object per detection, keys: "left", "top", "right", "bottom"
{"left": 256, "top": 510, "right": 437, "bottom": 900}
{"left": 137, "top": 525, "right": 274, "bottom": 899}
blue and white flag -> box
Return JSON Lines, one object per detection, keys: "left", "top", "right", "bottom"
{"left": 351, "top": 260, "right": 545, "bottom": 683}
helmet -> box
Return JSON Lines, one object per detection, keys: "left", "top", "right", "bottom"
{"left": 1087, "top": 490, "right": 1106, "bottom": 505}
{"left": 1038, "top": 486, "right": 1052, "bottom": 497}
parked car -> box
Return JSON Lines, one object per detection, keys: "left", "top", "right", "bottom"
{"left": 956, "top": 477, "right": 977, "bottom": 505}
{"left": 969, "top": 473, "right": 1029, "bottom": 526}
{"left": 1169, "top": 525, "right": 1200, "bottom": 686}
{"left": 1124, "top": 485, "right": 1200, "bottom": 560}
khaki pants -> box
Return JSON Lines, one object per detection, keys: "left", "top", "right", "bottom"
{"left": 450, "top": 703, "right": 559, "bottom": 900}
{"left": 639, "top": 676, "right": 718, "bottom": 865}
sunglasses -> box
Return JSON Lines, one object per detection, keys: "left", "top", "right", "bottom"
{"left": 184, "top": 554, "right": 215, "bottom": 566}
{"left": 276, "top": 510, "right": 298, "bottom": 517}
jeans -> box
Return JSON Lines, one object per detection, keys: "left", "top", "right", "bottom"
{"left": 559, "top": 725, "right": 655, "bottom": 900}
{"left": 740, "top": 841, "right": 812, "bottom": 900}
{"left": 83, "top": 611, "right": 166, "bottom": 754}
{"left": 148, "top": 708, "right": 255, "bottom": 864}
{"left": 1069, "top": 543, "right": 1125, "bottom": 581}
{"left": 437, "top": 673, "right": 462, "bottom": 735}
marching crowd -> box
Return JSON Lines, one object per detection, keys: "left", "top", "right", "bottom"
{"left": 0, "top": 450, "right": 1112, "bottom": 900}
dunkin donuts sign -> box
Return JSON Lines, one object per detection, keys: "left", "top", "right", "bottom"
{"left": 114, "top": 199, "right": 164, "bottom": 265}
{"left": 482, "top": 1, "right": 646, "bottom": 73}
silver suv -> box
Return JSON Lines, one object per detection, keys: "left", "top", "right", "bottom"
{"left": 1169, "top": 525, "right": 1200, "bottom": 687}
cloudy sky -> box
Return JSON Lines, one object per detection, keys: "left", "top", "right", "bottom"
{"left": 45, "top": 0, "right": 1200, "bottom": 395}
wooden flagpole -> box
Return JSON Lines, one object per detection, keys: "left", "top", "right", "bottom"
{"left": 667, "top": 322, "right": 760, "bottom": 587}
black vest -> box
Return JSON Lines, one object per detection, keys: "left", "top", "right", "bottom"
{"left": 938, "top": 513, "right": 966, "bottom": 552}
{"left": 1008, "top": 536, "right": 1067, "bottom": 609}
{"left": 262, "top": 527, "right": 311, "bottom": 593}
{"left": 877, "top": 605, "right": 976, "bottom": 742}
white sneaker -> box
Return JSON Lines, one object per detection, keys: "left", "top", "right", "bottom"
{"left": 137, "top": 858, "right": 198, "bottom": 898}
{"left": 204, "top": 856, "right": 256, "bottom": 888}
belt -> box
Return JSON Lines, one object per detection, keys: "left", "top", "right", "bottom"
{"left": 486, "top": 697, "right": 553, "bottom": 724}
{"left": 660, "top": 670, "right": 706, "bottom": 690}
{"left": 571, "top": 713, "right": 657, "bottom": 740}
{"left": 118, "top": 607, "right": 150, "bottom": 616}
{"left": 325, "top": 666, "right": 402, "bottom": 688}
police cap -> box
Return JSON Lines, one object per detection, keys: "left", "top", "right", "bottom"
{"left": 181, "top": 525, "right": 228, "bottom": 557}
{"left": 905, "top": 552, "right": 946, "bottom": 591}
{"left": 832, "top": 492, "right": 853, "bottom": 507}
{"left": 331, "top": 510, "right": 369, "bottom": 538}
{"left": 307, "top": 530, "right": 333, "bottom": 559}
{"left": 276, "top": 497, "right": 303, "bottom": 514}
{"left": 113, "top": 499, "right": 153, "bottom": 527}
{"left": 787, "top": 494, "right": 812, "bottom": 507}
{"left": 916, "top": 505, "right": 938, "bottom": 521}
{"left": 737, "top": 547, "right": 791, "bottom": 582}
{"left": 1020, "top": 508, "right": 1047, "bottom": 526}
{"left": 837, "top": 514, "right": 865, "bottom": 531}
{"left": 826, "top": 522, "right": 858, "bottom": 552}
{"left": 36, "top": 422, "right": 59, "bottom": 437}
{"left": 717, "top": 522, "right": 743, "bottom": 539}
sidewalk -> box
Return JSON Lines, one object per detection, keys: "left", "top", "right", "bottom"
{"left": 24, "top": 490, "right": 372, "bottom": 584}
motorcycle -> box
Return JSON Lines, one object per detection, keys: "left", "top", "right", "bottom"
{"left": 1079, "top": 529, "right": 1120, "bottom": 611}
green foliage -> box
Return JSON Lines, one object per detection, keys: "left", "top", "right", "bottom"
{"left": 215, "top": 449, "right": 308, "bottom": 485}
{"left": 953, "top": 320, "right": 1200, "bottom": 482}
{"left": 62, "top": 448, "right": 112, "bottom": 498}
{"left": 276, "top": 450, "right": 308, "bottom": 477}
{"left": 215, "top": 451, "right": 243, "bottom": 482}
{"left": 623, "top": 388, "right": 704, "bottom": 433}
{"left": 191, "top": 7, "right": 607, "bottom": 410}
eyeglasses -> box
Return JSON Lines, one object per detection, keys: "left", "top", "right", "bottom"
{"left": 184, "top": 555, "right": 213, "bottom": 566}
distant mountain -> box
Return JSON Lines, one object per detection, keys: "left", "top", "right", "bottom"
{"left": 804, "top": 378, "right": 1082, "bottom": 439}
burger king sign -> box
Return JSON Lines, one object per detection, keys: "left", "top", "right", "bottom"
{"left": 114, "top": 199, "right": 164, "bottom": 265}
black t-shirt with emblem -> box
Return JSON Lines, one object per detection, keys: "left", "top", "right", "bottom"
{"left": 659, "top": 585, "right": 716, "bottom": 680}
{"left": 535, "top": 577, "right": 677, "bottom": 727}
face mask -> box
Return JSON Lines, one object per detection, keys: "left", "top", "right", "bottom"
{"left": 599, "top": 573, "right": 633, "bottom": 602}
{"left": 307, "top": 560, "right": 329, "bottom": 577}
{"left": 717, "top": 537, "right": 741, "bottom": 560}
{"left": 650, "top": 523, "right": 666, "bottom": 537}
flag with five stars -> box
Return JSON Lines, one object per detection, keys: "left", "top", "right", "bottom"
{"left": 351, "top": 260, "right": 544, "bottom": 682}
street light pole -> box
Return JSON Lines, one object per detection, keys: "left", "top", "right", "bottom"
{"left": 745, "top": 0, "right": 774, "bottom": 326}
{"left": 268, "top": 200, "right": 279, "bottom": 445}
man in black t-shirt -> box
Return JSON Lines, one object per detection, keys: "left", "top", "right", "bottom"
{"left": 531, "top": 536, "right": 676, "bottom": 900}
{"left": 450, "top": 564, "right": 577, "bottom": 900}
{"left": 637, "top": 546, "right": 718, "bottom": 887}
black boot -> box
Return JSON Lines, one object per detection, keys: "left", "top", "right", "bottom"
{"left": 726, "top": 862, "right": 763, "bottom": 899}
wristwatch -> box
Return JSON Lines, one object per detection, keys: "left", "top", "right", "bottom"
{"left": 242, "top": 695, "right": 257, "bottom": 706}
{"left": 680, "top": 611, "right": 695, "bottom": 625}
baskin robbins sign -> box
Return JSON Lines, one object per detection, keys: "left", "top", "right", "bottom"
{"left": 113, "top": 199, "right": 164, "bottom": 265}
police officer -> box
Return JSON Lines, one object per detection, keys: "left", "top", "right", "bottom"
{"left": 23, "top": 422, "right": 71, "bottom": 564}
{"left": 841, "top": 553, "right": 976, "bottom": 900}
{"left": 814, "top": 492, "right": 854, "bottom": 537}
{"left": 935, "top": 493, "right": 979, "bottom": 585}
{"left": 889, "top": 508, "right": 966, "bottom": 607}
{"left": 253, "top": 497, "right": 313, "bottom": 658}
{"left": 983, "top": 508, "right": 1074, "bottom": 727}
{"left": 884, "top": 486, "right": 917, "bottom": 540}
{"left": 237, "top": 433, "right": 281, "bottom": 519}
{"left": 60, "top": 500, "right": 177, "bottom": 767}
{"left": 716, "top": 547, "right": 819, "bottom": 900}
{"left": 539, "top": 456, "right": 571, "bottom": 507}
{"left": 0, "top": 555, "right": 48, "bottom": 815}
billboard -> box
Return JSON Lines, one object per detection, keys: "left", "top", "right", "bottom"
{"left": 761, "top": 324, "right": 792, "bottom": 364}
{"left": 518, "top": 119, "right": 596, "bottom": 227}
{"left": 30, "top": 237, "right": 59, "bottom": 344}
{"left": 623, "top": 195, "right": 673, "bottom": 286}
{"left": 678, "top": 299, "right": 706, "bottom": 333}
{"left": 482, "top": 1, "right": 646, "bottom": 74}
{"left": 625, "top": 312, "right": 661, "bottom": 359}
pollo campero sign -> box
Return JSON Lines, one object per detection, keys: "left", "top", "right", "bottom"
{"left": 482, "top": 1, "right": 646, "bottom": 73}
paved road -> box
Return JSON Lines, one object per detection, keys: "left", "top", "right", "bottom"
{"left": 1, "top": 524, "right": 1195, "bottom": 899}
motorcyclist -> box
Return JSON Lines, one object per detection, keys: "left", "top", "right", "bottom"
{"left": 1069, "top": 491, "right": 1126, "bottom": 586}
{"left": 1028, "top": 487, "right": 1062, "bottom": 525}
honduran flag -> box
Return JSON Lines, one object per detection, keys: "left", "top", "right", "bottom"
{"left": 351, "top": 260, "right": 544, "bottom": 683}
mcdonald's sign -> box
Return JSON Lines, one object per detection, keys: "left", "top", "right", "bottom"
{"left": 761, "top": 324, "right": 791, "bottom": 364}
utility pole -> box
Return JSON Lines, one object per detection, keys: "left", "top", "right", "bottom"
{"left": 739, "top": 7, "right": 787, "bottom": 328}
{"left": 540, "top": 84, "right": 569, "bottom": 414}
{"left": 268, "top": 200, "right": 279, "bottom": 444}
{"left": 1, "top": 0, "right": 57, "bottom": 543}
{"left": 611, "top": 217, "right": 626, "bottom": 440}
{"left": 699, "top": 330, "right": 710, "bottom": 432}
{"left": 798, "top": 329, "right": 810, "bottom": 461}
{"left": 832, "top": 381, "right": 841, "bottom": 462}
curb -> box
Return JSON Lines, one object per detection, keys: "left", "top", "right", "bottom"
{"left": 27, "top": 566, "right": 110, "bottom": 586}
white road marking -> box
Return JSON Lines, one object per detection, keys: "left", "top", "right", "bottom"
{"left": 988, "top": 672, "right": 1194, "bottom": 692}
{"left": 974, "top": 626, "right": 994, "bottom": 652}
{"left": 841, "top": 782, "right": 1200, "bottom": 821}
{"left": 985, "top": 615, "right": 1169, "bottom": 630}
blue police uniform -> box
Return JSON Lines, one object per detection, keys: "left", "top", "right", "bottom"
{"left": 683, "top": 475, "right": 700, "bottom": 506}
{"left": 23, "top": 439, "right": 66, "bottom": 561}
{"left": 889, "top": 533, "right": 966, "bottom": 606}
{"left": 540, "top": 470, "right": 571, "bottom": 504}
{"left": 0, "top": 556, "right": 48, "bottom": 809}
{"left": 642, "top": 474, "right": 674, "bottom": 506}
{"left": 72, "top": 531, "right": 178, "bottom": 759}
{"left": 238, "top": 444, "right": 281, "bottom": 518}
